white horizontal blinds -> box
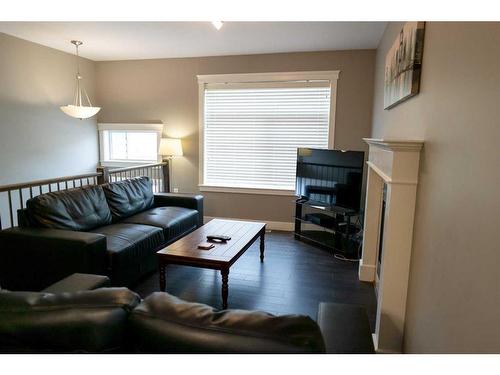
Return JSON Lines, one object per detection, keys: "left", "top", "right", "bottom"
{"left": 204, "top": 83, "right": 331, "bottom": 190}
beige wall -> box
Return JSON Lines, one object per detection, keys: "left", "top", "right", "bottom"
{"left": 96, "top": 50, "right": 375, "bottom": 222}
{"left": 0, "top": 33, "right": 98, "bottom": 228}
{"left": 372, "top": 22, "right": 500, "bottom": 352}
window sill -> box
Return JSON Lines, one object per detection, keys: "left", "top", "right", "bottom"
{"left": 199, "top": 184, "right": 296, "bottom": 196}
{"left": 100, "top": 160, "right": 159, "bottom": 168}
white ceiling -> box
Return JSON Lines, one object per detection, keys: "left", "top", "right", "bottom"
{"left": 0, "top": 22, "right": 386, "bottom": 61}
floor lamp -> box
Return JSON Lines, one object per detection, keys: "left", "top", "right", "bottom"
{"left": 159, "top": 138, "right": 183, "bottom": 192}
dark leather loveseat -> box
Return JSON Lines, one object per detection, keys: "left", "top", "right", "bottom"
{"left": 0, "top": 274, "right": 326, "bottom": 354}
{"left": 0, "top": 177, "right": 203, "bottom": 290}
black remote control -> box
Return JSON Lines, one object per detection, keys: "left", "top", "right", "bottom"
{"left": 207, "top": 235, "right": 231, "bottom": 242}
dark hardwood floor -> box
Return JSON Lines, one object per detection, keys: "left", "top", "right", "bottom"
{"left": 133, "top": 230, "right": 377, "bottom": 331}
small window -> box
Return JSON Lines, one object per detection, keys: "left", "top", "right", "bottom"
{"left": 98, "top": 124, "right": 163, "bottom": 164}
{"left": 107, "top": 131, "right": 158, "bottom": 161}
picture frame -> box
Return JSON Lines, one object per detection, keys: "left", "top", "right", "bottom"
{"left": 384, "top": 22, "right": 426, "bottom": 109}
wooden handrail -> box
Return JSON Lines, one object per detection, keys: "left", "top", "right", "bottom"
{"left": 0, "top": 172, "right": 103, "bottom": 193}
{"left": 106, "top": 161, "right": 169, "bottom": 194}
{"left": 108, "top": 161, "right": 167, "bottom": 174}
{"left": 0, "top": 162, "right": 169, "bottom": 229}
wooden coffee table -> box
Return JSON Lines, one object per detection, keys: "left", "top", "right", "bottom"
{"left": 156, "top": 218, "right": 266, "bottom": 309}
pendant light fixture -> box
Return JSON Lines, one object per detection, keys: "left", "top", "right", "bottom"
{"left": 60, "top": 40, "right": 101, "bottom": 119}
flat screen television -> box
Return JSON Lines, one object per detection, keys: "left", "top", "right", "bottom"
{"left": 295, "top": 148, "right": 365, "bottom": 211}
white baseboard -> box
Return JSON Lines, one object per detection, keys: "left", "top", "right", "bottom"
{"left": 358, "top": 261, "right": 376, "bottom": 282}
{"left": 204, "top": 216, "right": 294, "bottom": 231}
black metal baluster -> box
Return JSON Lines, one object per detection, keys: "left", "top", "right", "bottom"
{"left": 7, "top": 190, "right": 14, "bottom": 228}
{"left": 19, "top": 189, "right": 23, "bottom": 209}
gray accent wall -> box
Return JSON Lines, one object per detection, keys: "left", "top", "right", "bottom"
{"left": 0, "top": 33, "right": 98, "bottom": 185}
{"left": 96, "top": 50, "right": 376, "bottom": 222}
{"left": 0, "top": 33, "right": 98, "bottom": 228}
{"left": 372, "top": 22, "right": 500, "bottom": 353}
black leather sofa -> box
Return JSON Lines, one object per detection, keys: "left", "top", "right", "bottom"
{"left": 0, "top": 274, "right": 326, "bottom": 354}
{"left": 0, "top": 177, "right": 203, "bottom": 291}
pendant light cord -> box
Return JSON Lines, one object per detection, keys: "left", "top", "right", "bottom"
{"left": 71, "top": 41, "right": 93, "bottom": 107}
{"left": 75, "top": 42, "right": 80, "bottom": 76}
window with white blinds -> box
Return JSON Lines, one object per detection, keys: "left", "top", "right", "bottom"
{"left": 202, "top": 83, "right": 331, "bottom": 191}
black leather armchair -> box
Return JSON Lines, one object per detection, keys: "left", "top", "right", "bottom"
{"left": 0, "top": 228, "right": 107, "bottom": 291}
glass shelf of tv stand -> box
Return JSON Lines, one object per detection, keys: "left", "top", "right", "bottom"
{"left": 294, "top": 215, "right": 360, "bottom": 236}
{"left": 295, "top": 216, "right": 337, "bottom": 234}
{"left": 295, "top": 198, "right": 360, "bottom": 216}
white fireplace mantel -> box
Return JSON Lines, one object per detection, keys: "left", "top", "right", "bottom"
{"left": 359, "top": 138, "right": 424, "bottom": 353}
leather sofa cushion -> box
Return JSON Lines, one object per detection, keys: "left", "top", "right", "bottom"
{"left": 90, "top": 223, "right": 164, "bottom": 285}
{"left": 0, "top": 288, "right": 140, "bottom": 353}
{"left": 41, "top": 273, "right": 111, "bottom": 294}
{"left": 102, "top": 177, "right": 154, "bottom": 220}
{"left": 122, "top": 206, "right": 198, "bottom": 241}
{"left": 129, "top": 292, "right": 326, "bottom": 353}
{"left": 26, "top": 185, "right": 112, "bottom": 231}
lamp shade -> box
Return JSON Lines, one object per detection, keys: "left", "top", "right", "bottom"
{"left": 60, "top": 105, "right": 101, "bottom": 119}
{"left": 159, "top": 138, "right": 183, "bottom": 157}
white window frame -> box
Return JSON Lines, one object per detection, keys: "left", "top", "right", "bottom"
{"left": 197, "top": 70, "right": 340, "bottom": 196}
{"left": 98, "top": 123, "right": 164, "bottom": 168}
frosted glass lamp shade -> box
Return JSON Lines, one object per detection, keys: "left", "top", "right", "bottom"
{"left": 159, "top": 138, "right": 183, "bottom": 157}
{"left": 60, "top": 105, "right": 101, "bottom": 119}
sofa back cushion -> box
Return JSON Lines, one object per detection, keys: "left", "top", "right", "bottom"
{"left": 102, "top": 177, "right": 154, "bottom": 221}
{"left": 26, "top": 185, "right": 112, "bottom": 231}
{"left": 0, "top": 288, "right": 140, "bottom": 353}
{"left": 128, "top": 292, "right": 326, "bottom": 353}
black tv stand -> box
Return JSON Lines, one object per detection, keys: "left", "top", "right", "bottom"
{"left": 294, "top": 198, "right": 363, "bottom": 259}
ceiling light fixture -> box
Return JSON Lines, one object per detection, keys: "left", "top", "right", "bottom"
{"left": 211, "top": 21, "right": 223, "bottom": 30}
{"left": 60, "top": 40, "right": 101, "bottom": 120}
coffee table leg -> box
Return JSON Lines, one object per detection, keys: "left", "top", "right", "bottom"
{"left": 221, "top": 268, "right": 229, "bottom": 309}
{"left": 159, "top": 262, "right": 166, "bottom": 292}
{"left": 260, "top": 228, "right": 265, "bottom": 263}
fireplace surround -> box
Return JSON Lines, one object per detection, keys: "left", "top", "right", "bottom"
{"left": 359, "top": 138, "right": 424, "bottom": 353}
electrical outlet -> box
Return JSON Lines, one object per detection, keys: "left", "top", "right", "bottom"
{"left": 173, "top": 188, "right": 179, "bottom": 193}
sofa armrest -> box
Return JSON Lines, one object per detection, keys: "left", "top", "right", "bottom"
{"left": 154, "top": 193, "right": 204, "bottom": 227}
{"left": 41, "top": 273, "right": 111, "bottom": 294}
{"left": 0, "top": 228, "right": 108, "bottom": 291}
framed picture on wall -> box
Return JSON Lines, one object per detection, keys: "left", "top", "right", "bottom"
{"left": 384, "top": 22, "right": 425, "bottom": 109}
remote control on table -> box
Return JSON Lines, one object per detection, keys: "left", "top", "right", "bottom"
{"left": 207, "top": 235, "right": 231, "bottom": 242}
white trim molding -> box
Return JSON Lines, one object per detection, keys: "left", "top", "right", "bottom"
{"left": 98, "top": 123, "right": 164, "bottom": 132}
{"left": 360, "top": 138, "right": 424, "bottom": 354}
{"left": 199, "top": 185, "right": 296, "bottom": 196}
{"left": 97, "top": 123, "right": 165, "bottom": 165}
{"left": 197, "top": 71, "right": 340, "bottom": 195}
{"left": 204, "top": 216, "right": 294, "bottom": 231}
{"left": 197, "top": 70, "right": 340, "bottom": 84}
{"left": 363, "top": 138, "right": 424, "bottom": 152}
